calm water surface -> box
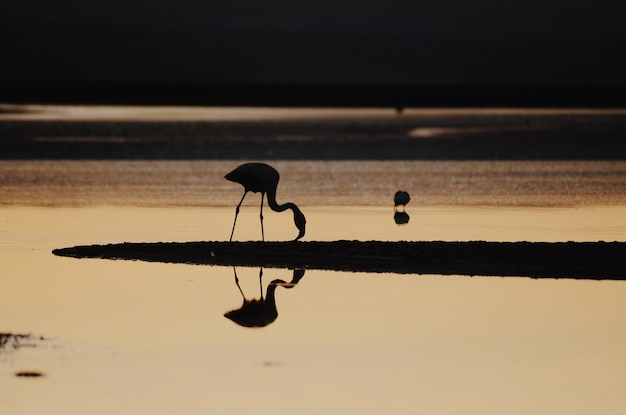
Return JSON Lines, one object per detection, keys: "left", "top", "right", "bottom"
{"left": 2, "top": 107, "right": 626, "bottom": 414}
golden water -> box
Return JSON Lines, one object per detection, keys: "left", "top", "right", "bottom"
{"left": 3, "top": 205, "right": 626, "bottom": 414}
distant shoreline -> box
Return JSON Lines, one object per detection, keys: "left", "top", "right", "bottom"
{"left": 2, "top": 109, "right": 626, "bottom": 160}
{"left": 53, "top": 240, "right": 626, "bottom": 280}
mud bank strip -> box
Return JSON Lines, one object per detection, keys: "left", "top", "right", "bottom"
{"left": 53, "top": 240, "right": 626, "bottom": 280}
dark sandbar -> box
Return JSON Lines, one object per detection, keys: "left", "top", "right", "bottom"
{"left": 52, "top": 240, "right": 626, "bottom": 280}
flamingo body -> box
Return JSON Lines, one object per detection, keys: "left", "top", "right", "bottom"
{"left": 225, "top": 162, "right": 279, "bottom": 194}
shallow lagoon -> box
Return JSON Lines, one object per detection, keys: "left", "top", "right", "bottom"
{"left": 3, "top": 203, "right": 626, "bottom": 414}
{"left": 2, "top": 107, "right": 626, "bottom": 414}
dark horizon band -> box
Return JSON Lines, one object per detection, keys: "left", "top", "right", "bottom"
{"left": 3, "top": 81, "right": 626, "bottom": 108}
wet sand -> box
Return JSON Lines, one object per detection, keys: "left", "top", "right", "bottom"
{"left": 53, "top": 240, "right": 626, "bottom": 280}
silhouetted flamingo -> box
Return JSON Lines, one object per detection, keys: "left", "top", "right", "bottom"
{"left": 225, "top": 162, "right": 306, "bottom": 241}
{"left": 394, "top": 190, "right": 410, "bottom": 212}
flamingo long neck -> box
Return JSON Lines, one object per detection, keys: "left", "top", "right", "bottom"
{"left": 265, "top": 279, "right": 287, "bottom": 306}
{"left": 266, "top": 188, "right": 296, "bottom": 213}
{"left": 265, "top": 283, "right": 279, "bottom": 305}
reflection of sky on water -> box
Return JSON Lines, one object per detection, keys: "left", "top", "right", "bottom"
{"left": 2, "top": 206, "right": 626, "bottom": 413}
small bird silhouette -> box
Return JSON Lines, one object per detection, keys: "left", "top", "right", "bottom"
{"left": 225, "top": 162, "right": 306, "bottom": 241}
{"left": 394, "top": 190, "right": 410, "bottom": 212}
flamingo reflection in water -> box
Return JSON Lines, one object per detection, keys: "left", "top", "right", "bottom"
{"left": 224, "top": 267, "right": 305, "bottom": 328}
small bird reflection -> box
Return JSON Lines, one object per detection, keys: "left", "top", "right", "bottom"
{"left": 394, "top": 211, "right": 410, "bottom": 225}
{"left": 224, "top": 267, "right": 305, "bottom": 328}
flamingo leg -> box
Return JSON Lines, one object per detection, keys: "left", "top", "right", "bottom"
{"left": 233, "top": 267, "right": 245, "bottom": 299}
{"left": 230, "top": 191, "right": 248, "bottom": 242}
{"left": 259, "top": 267, "right": 264, "bottom": 299}
{"left": 260, "top": 192, "right": 265, "bottom": 241}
